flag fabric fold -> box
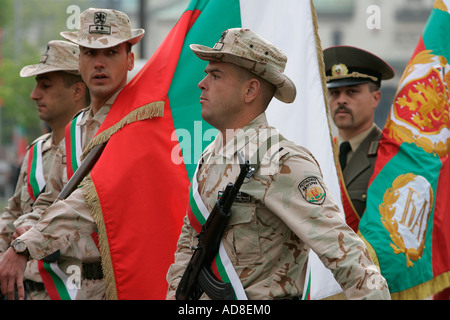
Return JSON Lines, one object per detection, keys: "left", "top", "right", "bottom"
{"left": 83, "top": 0, "right": 343, "bottom": 300}
{"left": 82, "top": 7, "right": 198, "bottom": 300}
{"left": 359, "top": 0, "right": 450, "bottom": 299}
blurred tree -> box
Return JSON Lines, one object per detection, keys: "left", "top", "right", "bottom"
{"left": 0, "top": 0, "right": 83, "bottom": 146}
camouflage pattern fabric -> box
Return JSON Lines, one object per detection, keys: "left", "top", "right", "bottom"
{"left": 167, "top": 113, "right": 390, "bottom": 300}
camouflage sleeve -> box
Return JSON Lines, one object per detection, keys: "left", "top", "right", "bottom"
{"left": 0, "top": 152, "right": 30, "bottom": 252}
{"left": 263, "top": 147, "right": 390, "bottom": 300}
{"left": 16, "top": 186, "right": 96, "bottom": 260}
{"left": 15, "top": 142, "right": 67, "bottom": 229}
{"left": 166, "top": 214, "right": 197, "bottom": 298}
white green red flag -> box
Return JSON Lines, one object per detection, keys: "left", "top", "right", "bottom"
{"left": 82, "top": 0, "right": 342, "bottom": 300}
{"left": 242, "top": 0, "right": 343, "bottom": 300}
{"left": 359, "top": 0, "right": 450, "bottom": 299}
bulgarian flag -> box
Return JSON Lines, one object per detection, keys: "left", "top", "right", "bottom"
{"left": 359, "top": 0, "right": 450, "bottom": 299}
{"left": 82, "top": 0, "right": 342, "bottom": 300}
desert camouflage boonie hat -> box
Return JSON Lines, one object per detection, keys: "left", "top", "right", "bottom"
{"left": 61, "top": 8, "right": 144, "bottom": 49}
{"left": 190, "top": 28, "right": 297, "bottom": 104}
{"left": 20, "top": 40, "right": 80, "bottom": 78}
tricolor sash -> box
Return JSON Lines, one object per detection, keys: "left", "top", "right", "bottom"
{"left": 26, "top": 140, "right": 46, "bottom": 201}
{"left": 65, "top": 111, "right": 86, "bottom": 179}
{"left": 302, "top": 257, "right": 312, "bottom": 300}
{"left": 187, "top": 165, "right": 247, "bottom": 300}
{"left": 25, "top": 136, "right": 77, "bottom": 299}
{"left": 37, "top": 260, "right": 78, "bottom": 300}
{"left": 37, "top": 111, "right": 85, "bottom": 300}
{"left": 64, "top": 110, "right": 100, "bottom": 247}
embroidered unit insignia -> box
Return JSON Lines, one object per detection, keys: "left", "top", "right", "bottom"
{"left": 89, "top": 12, "right": 111, "bottom": 35}
{"left": 298, "top": 177, "right": 326, "bottom": 205}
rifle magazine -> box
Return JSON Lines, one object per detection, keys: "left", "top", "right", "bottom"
{"left": 198, "top": 266, "right": 235, "bottom": 300}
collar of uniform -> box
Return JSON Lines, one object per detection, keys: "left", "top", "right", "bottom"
{"left": 338, "top": 123, "right": 376, "bottom": 155}
{"left": 43, "top": 133, "right": 55, "bottom": 151}
{"left": 79, "top": 89, "right": 122, "bottom": 126}
{"left": 215, "top": 113, "right": 268, "bottom": 160}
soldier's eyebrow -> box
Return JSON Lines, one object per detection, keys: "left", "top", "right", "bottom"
{"left": 204, "top": 67, "right": 223, "bottom": 75}
{"left": 109, "top": 45, "right": 122, "bottom": 51}
{"left": 35, "top": 75, "right": 53, "bottom": 82}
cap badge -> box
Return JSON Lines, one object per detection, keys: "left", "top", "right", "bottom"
{"left": 212, "top": 30, "right": 228, "bottom": 51}
{"left": 40, "top": 46, "right": 50, "bottom": 64}
{"left": 40, "top": 54, "right": 49, "bottom": 64}
{"left": 331, "top": 64, "right": 349, "bottom": 77}
{"left": 89, "top": 12, "right": 111, "bottom": 35}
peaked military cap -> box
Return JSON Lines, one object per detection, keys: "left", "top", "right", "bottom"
{"left": 323, "top": 45, "right": 394, "bottom": 89}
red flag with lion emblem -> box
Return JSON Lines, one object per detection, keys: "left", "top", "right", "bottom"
{"left": 358, "top": 0, "right": 450, "bottom": 299}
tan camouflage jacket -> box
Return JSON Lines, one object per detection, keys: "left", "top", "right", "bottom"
{"left": 15, "top": 106, "right": 111, "bottom": 230}
{"left": 17, "top": 104, "right": 112, "bottom": 263}
{"left": 167, "top": 113, "right": 390, "bottom": 300}
{"left": 0, "top": 134, "right": 60, "bottom": 290}
{"left": 0, "top": 133, "right": 54, "bottom": 252}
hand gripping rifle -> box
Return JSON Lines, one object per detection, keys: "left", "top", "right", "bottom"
{"left": 176, "top": 154, "right": 254, "bottom": 300}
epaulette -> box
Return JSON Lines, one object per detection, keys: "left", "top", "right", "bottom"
{"left": 367, "top": 140, "right": 379, "bottom": 157}
{"left": 248, "top": 134, "right": 290, "bottom": 176}
{"left": 27, "top": 132, "right": 52, "bottom": 151}
{"left": 71, "top": 107, "right": 89, "bottom": 121}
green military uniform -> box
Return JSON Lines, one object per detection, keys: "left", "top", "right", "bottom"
{"left": 336, "top": 124, "right": 382, "bottom": 217}
{"left": 324, "top": 45, "right": 395, "bottom": 218}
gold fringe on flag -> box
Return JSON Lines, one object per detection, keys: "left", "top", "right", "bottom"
{"left": 81, "top": 176, "right": 118, "bottom": 300}
{"left": 81, "top": 101, "right": 165, "bottom": 300}
{"left": 309, "top": 0, "right": 342, "bottom": 188}
{"left": 81, "top": 101, "right": 165, "bottom": 161}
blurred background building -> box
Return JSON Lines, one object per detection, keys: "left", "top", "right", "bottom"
{"left": 315, "top": 0, "right": 434, "bottom": 128}
{"left": 0, "top": 0, "right": 435, "bottom": 203}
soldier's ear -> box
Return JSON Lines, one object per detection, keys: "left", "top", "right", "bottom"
{"left": 127, "top": 51, "right": 135, "bottom": 72}
{"left": 371, "top": 89, "right": 381, "bottom": 109}
{"left": 244, "top": 79, "right": 260, "bottom": 104}
{"left": 72, "top": 82, "right": 86, "bottom": 102}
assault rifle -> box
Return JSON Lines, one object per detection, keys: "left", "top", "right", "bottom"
{"left": 176, "top": 154, "right": 254, "bottom": 300}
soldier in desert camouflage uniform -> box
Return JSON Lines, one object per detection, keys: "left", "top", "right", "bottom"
{"left": 0, "top": 40, "right": 88, "bottom": 299}
{"left": 166, "top": 28, "right": 391, "bottom": 300}
{"left": 0, "top": 8, "right": 143, "bottom": 300}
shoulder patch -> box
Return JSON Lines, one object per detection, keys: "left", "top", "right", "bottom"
{"left": 298, "top": 177, "right": 326, "bottom": 205}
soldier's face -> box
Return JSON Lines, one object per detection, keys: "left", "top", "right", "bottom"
{"left": 30, "top": 72, "right": 78, "bottom": 126}
{"left": 198, "top": 62, "right": 247, "bottom": 131}
{"left": 328, "top": 83, "right": 381, "bottom": 135}
{"left": 79, "top": 43, "right": 134, "bottom": 101}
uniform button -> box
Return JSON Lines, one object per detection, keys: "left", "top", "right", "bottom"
{"left": 361, "top": 194, "right": 367, "bottom": 200}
